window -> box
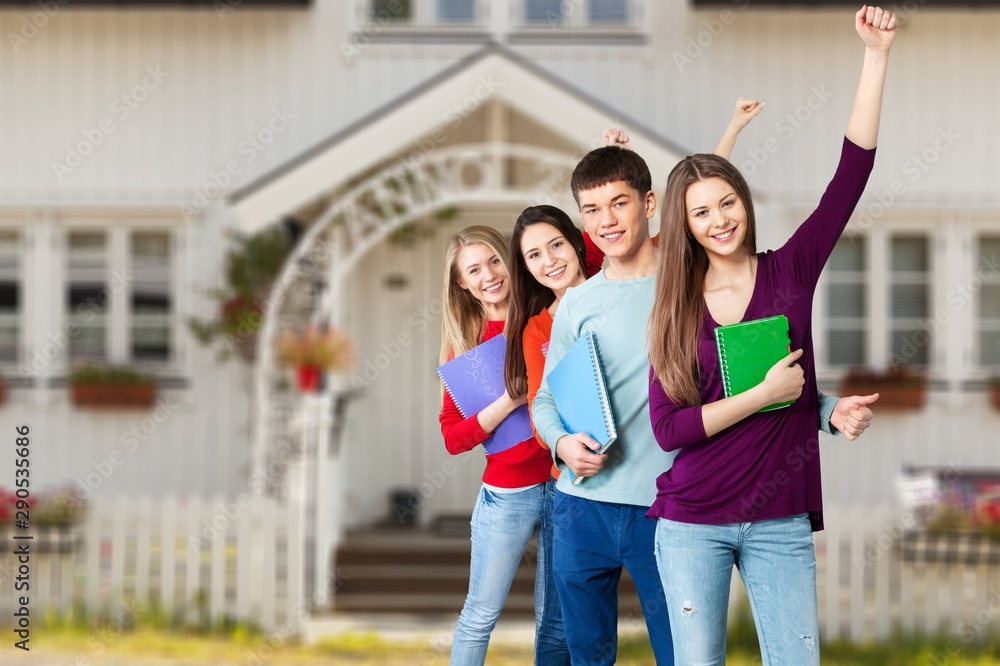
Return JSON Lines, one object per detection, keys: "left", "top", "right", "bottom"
{"left": 131, "top": 232, "right": 172, "bottom": 363}
{"left": 67, "top": 231, "right": 109, "bottom": 361}
{"left": 436, "top": 0, "right": 476, "bottom": 23}
{"left": 823, "top": 230, "right": 934, "bottom": 371}
{"left": 589, "top": 0, "right": 629, "bottom": 23}
{"left": 825, "top": 237, "right": 868, "bottom": 368}
{"left": 0, "top": 232, "right": 20, "bottom": 364}
{"left": 524, "top": 0, "right": 563, "bottom": 24}
{"left": 371, "top": 0, "right": 413, "bottom": 23}
{"left": 889, "top": 235, "right": 932, "bottom": 367}
{"left": 65, "top": 228, "right": 174, "bottom": 367}
{"left": 522, "top": 0, "right": 630, "bottom": 27}
{"left": 977, "top": 235, "right": 1000, "bottom": 368}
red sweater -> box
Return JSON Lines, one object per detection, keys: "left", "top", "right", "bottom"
{"left": 439, "top": 320, "right": 553, "bottom": 488}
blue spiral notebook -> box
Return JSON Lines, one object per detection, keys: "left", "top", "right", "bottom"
{"left": 546, "top": 330, "right": 617, "bottom": 485}
{"left": 437, "top": 334, "right": 533, "bottom": 456}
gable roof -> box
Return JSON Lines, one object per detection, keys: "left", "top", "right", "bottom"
{"left": 230, "top": 42, "right": 690, "bottom": 232}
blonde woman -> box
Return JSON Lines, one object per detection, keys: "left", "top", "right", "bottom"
{"left": 439, "top": 225, "right": 568, "bottom": 665}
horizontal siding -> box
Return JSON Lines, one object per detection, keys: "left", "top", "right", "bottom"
{"left": 1, "top": 2, "right": 997, "bottom": 200}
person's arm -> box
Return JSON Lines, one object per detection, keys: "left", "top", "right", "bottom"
{"left": 846, "top": 5, "right": 896, "bottom": 150}
{"left": 532, "top": 308, "right": 608, "bottom": 478}
{"left": 713, "top": 98, "right": 764, "bottom": 160}
{"left": 524, "top": 316, "right": 551, "bottom": 449}
{"left": 650, "top": 350, "right": 806, "bottom": 452}
{"left": 440, "top": 347, "right": 527, "bottom": 455}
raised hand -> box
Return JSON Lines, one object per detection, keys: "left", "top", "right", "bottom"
{"left": 730, "top": 98, "right": 764, "bottom": 130}
{"left": 830, "top": 393, "right": 879, "bottom": 441}
{"left": 604, "top": 127, "right": 634, "bottom": 151}
{"left": 856, "top": 5, "right": 897, "bottom": 53}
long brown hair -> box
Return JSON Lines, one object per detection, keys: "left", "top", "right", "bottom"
{"left": 503, "top": 206, "right": 587, "bottom": 399}
{"left": 439, "top": 225, "right": 511, "bottom": 364}
{"left": 648, "top": 154, "right": 757, "bottom": 405}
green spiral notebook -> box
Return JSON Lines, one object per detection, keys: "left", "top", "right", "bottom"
{"left": 714, "top": 314, "right": 794, "bottom": 412}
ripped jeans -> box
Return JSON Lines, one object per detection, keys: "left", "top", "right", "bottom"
{"left": 654, "top": 514, "right": 819, "bottom": 666}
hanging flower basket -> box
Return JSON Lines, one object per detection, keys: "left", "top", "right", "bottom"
{"left": 69, "top": 364, "right": 158, "bottom": 409}
{"left": 296, "top": 365, "right": 322, "bottom": 393}
{"left": 839, "top": 363, "right": 927, "bottom": 411}
{"left": 276, "top": 325, "right": 354, "bottom": 394}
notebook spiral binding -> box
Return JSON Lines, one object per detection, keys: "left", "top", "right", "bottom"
{"left": 589, "top": 332, "right": 615, "bottom": 437}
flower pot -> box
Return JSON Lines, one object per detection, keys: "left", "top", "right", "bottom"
{"left": 296, "top": 365, "right": 322, "bottom": 393}
{"left": 71, "top": 383, "right": 158, "bottom": 409}
{"left": 839, "top": 381, "right": 926, "bottom": 411}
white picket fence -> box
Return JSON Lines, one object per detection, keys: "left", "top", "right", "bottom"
{"left": 0, "top": 496, "right": 306, "bottom": 633}
{"left": 3, "top": 499, "right": 998, "bottom": 643}
{"left": 814, "top": 504, "right": 1000, "bottom": 643}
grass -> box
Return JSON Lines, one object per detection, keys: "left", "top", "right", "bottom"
{"left": 13, "top": 599, "right": 1000, "bottom": 665}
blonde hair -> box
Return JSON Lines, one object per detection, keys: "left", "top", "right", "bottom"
{"left": 439, "top": 225, "right": 511, "bottom": 364}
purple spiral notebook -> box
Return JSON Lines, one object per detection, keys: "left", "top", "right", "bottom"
{"left": 437, "top": 334, "right": 532, "bottom": 456}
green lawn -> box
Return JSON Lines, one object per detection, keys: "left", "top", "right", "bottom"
{"left": 15, "top": 627, "right": 1000, "bottom": 665}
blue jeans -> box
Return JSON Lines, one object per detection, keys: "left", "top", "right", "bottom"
{"left": 654, "top": 514, "right": 820, "bottom": 666}
{"left": 551, "top": 490, "right": 674, "bottom": 666}
{"left": 450, "top": 480, "right": 569, "bottom": 666}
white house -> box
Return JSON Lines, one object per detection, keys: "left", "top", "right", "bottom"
{"left": 2, "top": 0, "right": 999, "bottom": 636}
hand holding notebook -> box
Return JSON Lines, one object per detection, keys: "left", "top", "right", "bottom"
{"left": 546, "top": 330, "right": 617, "bottom": 484}
{"left": 715, "top": 315, "right": 798, "bottom": 412}
{"left": 437, "top": 334, "right": 534, "bottom": 455}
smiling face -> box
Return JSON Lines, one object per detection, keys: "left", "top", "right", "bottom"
{"left": 578, "top": 180, "right": 655, "bottom": 264}
{"left": 684, "top": 176, "right": 750, "bottom": 260}
{"left": 455, "top": 242, "right": 509, "bottom": 312}
{"left": 519, "top": 222, "right": 586, "bottom": 292}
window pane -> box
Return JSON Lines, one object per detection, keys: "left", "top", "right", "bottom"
{"left": 589, "top": 0, "right": 628, "bottom": 23}
{"left": 436, "top": 0, "right": 475, "bottom": 22}
{"left": 890, "top": 284, "right": 929, "bottom": 319}
{"left": 371, "top": 0, "right": 412, "bottom": 22}
{"left": 525, "top": 0, "right": 563, "bottom": 24}
{"left": 891, "top": 328, "right": 929, "bottom": 366}
{"left": 827, "top": 283, "right": 866, "bottom": 318}
{"left": 828, "top": 329, "right": 866, "bottom": 367}
{"left": 980, "top": 285, "right": 1000, "bottom": 319}
{"left": 131, "top": 232, "right": 172, "bottom": 363}
{"left": 829, "top": 237, "right": 865, "bottom": 271}
{"left": 979, "top": 237, "right": 1000, "bottom": 267}
{"left": 68, "top": 231, "right": 108, "bottom": 360}
{"left": 891, "top": 235, "right": 929, "bottom": 272}
{"left": 980, "top": 331, "right": 1000, "bottom": 367}
{"left": 0, "top": 234, "right": 19, "bottom": 363}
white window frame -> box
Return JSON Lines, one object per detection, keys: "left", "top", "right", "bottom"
{"left": 815, "top": 213, "right": 948, "bottom": 382}
{"left": 53, "top": 213, "right": 187, "bottom": 380}
{"left": 357, "top": 0, "right": 490, "bottom": 32}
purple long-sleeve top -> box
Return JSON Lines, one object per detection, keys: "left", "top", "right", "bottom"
{"left": 647, "top": 137, "right": 876, "bottom": 532}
